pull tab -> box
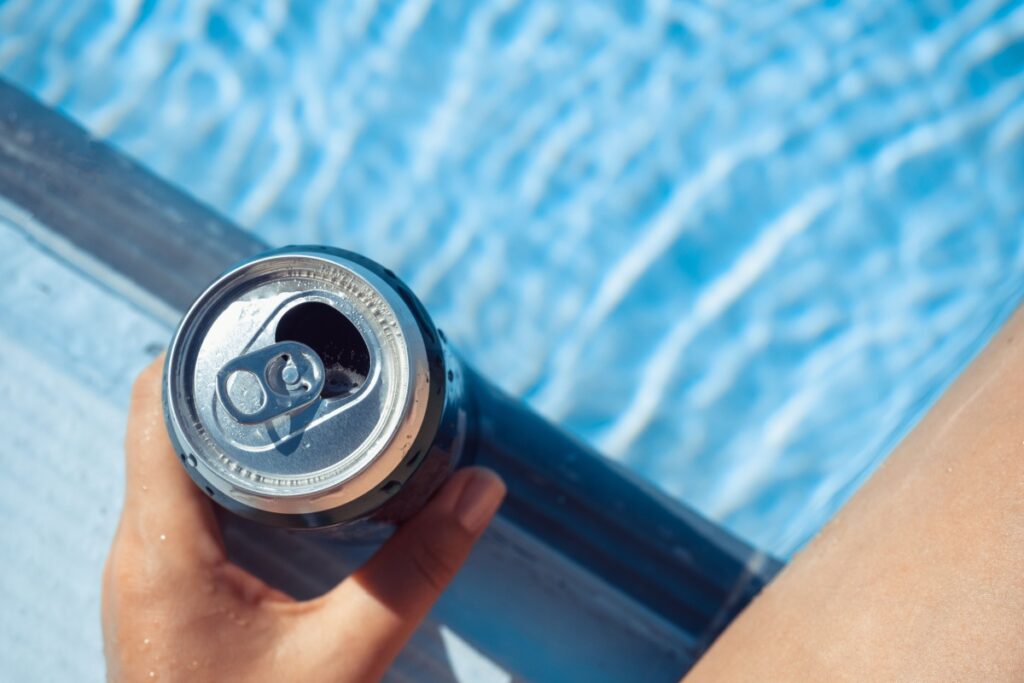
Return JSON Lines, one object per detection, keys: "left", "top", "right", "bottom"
{"left": 216, "top": 341, "right": 326, "bottom": 424}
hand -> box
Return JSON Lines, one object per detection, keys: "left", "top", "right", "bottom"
{"left": 102, "top": 358, "right": 506, "bottom": 682}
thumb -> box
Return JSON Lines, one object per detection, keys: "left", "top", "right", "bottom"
{"left": 304, "top": 467, "right": 505, "bottom": 676}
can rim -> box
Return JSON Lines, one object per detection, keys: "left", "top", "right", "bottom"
{"left": 164, "top": 247, "right": 434, "bottom": 518}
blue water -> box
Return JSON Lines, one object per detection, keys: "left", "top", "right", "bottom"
{"left": 2, "top": 0, "right": 1023, "bottom": 557}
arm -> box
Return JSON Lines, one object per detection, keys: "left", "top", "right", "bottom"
{"left": 685, "top": 306, "right": 1024, "bottom": 682}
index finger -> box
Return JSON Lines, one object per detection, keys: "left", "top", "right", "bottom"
{"left": 119, "top": 355, "right": 224, "bottom": 564}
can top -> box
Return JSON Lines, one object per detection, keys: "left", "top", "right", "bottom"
{"left": 164, "top": 248, "right": 434, "bottom": 519}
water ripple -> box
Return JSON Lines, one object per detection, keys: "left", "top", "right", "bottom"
{"left": 3, "top": 0, "right": 1023, "bottom": 556}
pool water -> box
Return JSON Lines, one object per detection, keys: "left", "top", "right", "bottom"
{"left": 2, "top": 0, "right": 1023, "bottom": 557}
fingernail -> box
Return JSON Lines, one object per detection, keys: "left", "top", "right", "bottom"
{"left": 454, "top": 469, "right": 505, "bottom": 534}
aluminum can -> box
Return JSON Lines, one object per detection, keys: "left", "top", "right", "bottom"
{"left": 163, "top": 246, "right": 465, "bottom": 534}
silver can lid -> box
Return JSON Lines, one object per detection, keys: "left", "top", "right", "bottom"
{"left": 164, "top": 248, "right": 433, "bottom": 518}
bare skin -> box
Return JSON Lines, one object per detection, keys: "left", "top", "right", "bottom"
{"left": 685, "top": 306, "right": 1024, "bottom": 682}
{"left": 102, "top": 358, "right": 506, "bottom": 682}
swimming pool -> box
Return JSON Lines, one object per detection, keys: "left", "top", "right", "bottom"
{"left": 2, "top": 0, "right": 1023, "bottom": 557}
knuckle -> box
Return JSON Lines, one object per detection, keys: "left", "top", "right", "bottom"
{"left": 104, "top": 545, "right": 142, "bottom": 603}
{"left": 105, "top": 535, "right": 164, "bottom": 602}
{"left": 409, "top": 539, "right": 458, "bottom": 593}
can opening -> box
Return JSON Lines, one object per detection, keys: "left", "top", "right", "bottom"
{"left": 275, "top": 302, "right": 370, "bottom": 398}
